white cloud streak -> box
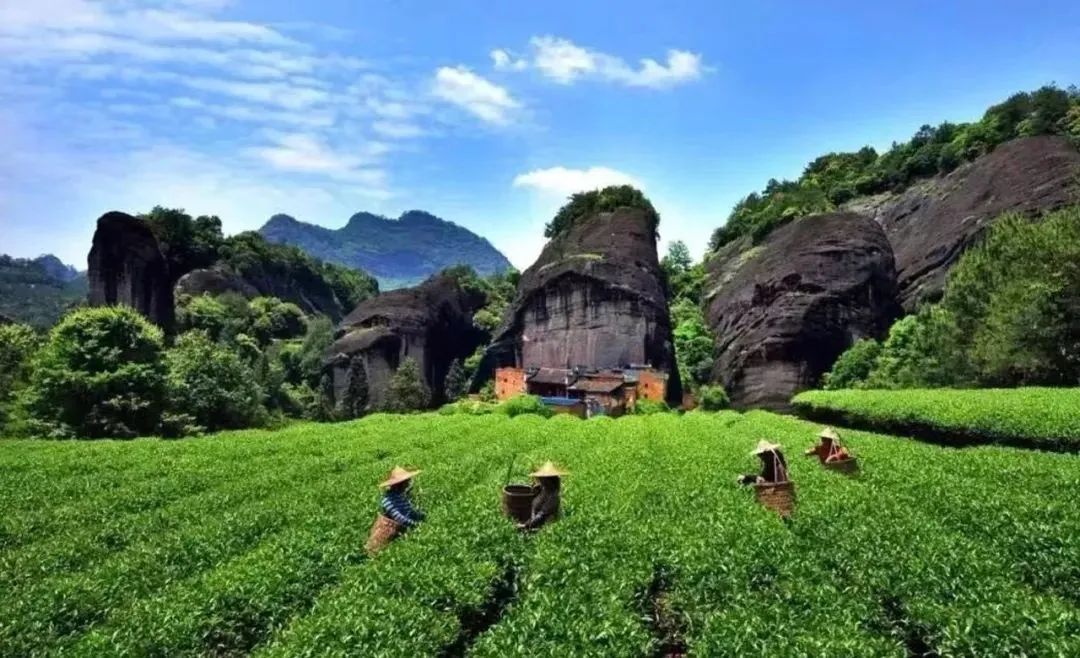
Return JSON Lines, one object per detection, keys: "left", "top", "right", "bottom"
{"left": 496, "top": 36, "right": 705, "bottom": 88}
{"left": 512, "top": 166, "right": 642, "bottom": 196}
{"left": 432, "top": 66, "right": 520, "bottom": 125}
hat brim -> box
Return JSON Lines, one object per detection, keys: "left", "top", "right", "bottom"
{"left": 750, "top": 443, "right": 782, "bottom": 455}
{"left": 530, "top": 467, "right": 567, "bottom": 477}
{"left": 380, "top": 469, "right": 421, "bottom": 488}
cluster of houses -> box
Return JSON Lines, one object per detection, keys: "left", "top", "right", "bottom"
{"left": 494, "top": 365, "right": 669, "bottom": 417}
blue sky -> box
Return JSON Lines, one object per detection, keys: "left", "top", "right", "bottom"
{"left": 1, "top": 1, "right": 1078, "bottom": 270}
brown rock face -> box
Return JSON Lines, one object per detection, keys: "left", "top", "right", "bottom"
{"left": 705, "top": 212, "right": 899, "bottom": 410}
{"left": 477, "top": 207, "right": 681, "bottom": 404}
{"left": 88, "top": 211, "right": 174, "bottom": 330}
{"left": 324, "top": 273, "right": 487, "bottom": 410}
{"left": 174, "top": 267, "right": 259, "bottom": 300}
{"left": 849, "top": 136, "right": 1080, "bottom": 310}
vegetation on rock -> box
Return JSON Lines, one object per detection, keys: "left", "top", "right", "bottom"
{"left": 545, "top": 185, "right": 660, "bottom": 238}
{"left": 824, "top": 205, "right": 1080, "bottom": 389}
{"left": 710, "top": 84, "right": 1080, "bottom": 251}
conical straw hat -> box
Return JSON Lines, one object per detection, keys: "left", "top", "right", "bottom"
{"left": 819, "top": 427, "right": 840, "bottom": 441}
{"left": 530, "top": 461, "right": 568, "bottom": 478}
{"left": 750, "top": 440, "right": 782, "bottom": 456}
{"left": 380, "top": 466, "right": 421, "bottom": 488}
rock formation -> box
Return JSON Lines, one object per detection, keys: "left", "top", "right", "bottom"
{"left": 705, "top": 212, "right": 899, "bottom": 410}
{"left": 175, "top": 267, "right": 259, "bottom": 300}
{"left": 476, "top": 207, "right": 682, "bottom": 405}
{"left": 847, "top": 135, "right": 1080, "bottom": 310}
{"left": 88, "top": 211, "right": 174, "bottom": 331}
{"left": 324, "top": 273, "right": 487, "bottom": 411}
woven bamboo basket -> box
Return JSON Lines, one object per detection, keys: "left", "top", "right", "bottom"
{"left": 754, "top": 480, "right": 796, "bottom": 517}
{"left": 824, "top": 457, "right": 859, "bottom": 475}
{"left": 501, "top": 484, "right": 536, "bottom": 523}
{"left": 364, "top": 514, "right": 401, "bottom": 556}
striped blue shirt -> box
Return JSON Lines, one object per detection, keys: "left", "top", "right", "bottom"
{"left": 380, "top": 490, "right": 424, "bottom": 527}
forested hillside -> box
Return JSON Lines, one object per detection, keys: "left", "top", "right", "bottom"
{"left": 0, "top": 255, "right": 87, "bottom": 328}
{"left": 260, "top": 210, "right": 512, "bottom": 289}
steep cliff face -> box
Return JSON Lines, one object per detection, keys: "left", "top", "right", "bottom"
{"left": 846, "top": 135, "right": 1080, "bottom": 310}
{"left": 478, "top": 206, "right": 681, "bottom": 404}
{"left": 705, "top": 212, "right": 899, "bottom": 410}
{"left": 88, "top": 211, "right": 174, "bottom": 331}
{"left": 324, "top": 273, "right": 487, "bottom": 410}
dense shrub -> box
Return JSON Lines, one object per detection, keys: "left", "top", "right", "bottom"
{"left": 497, "top": 394, "right": 552, "bottom": 418}
{"left": 823, "top": 338, "right": 882, "bottom": 390}
{"left": 164, "top": 331, "right": 264, "bottom": 433}
{"left": 545, "top": 185, "right": 659, "bottom": 238}
{"left": 0, "top": 323, "right": 40, "bottom": 430}
{"left": 438, "top": 399, "right": 497, "bottom": 415}
{"left": 443, "top": 358, "right": 469, "bottom": 402}
{"left": 337, "top": 357, "right": 369, "bottom": 419}
{"left": 828, "top": 205, "right": 1080, "bottom": 389}
{"left": 386, "top": 357, "right": 430, "bottom": 412}
{"left": 697, "top": 385, "right": 731, "bottom": 411}
{"left": 21, "top": 306, "right": 167, "bottom": 438}
{"left": 249, "top": 297, "right": 307, "bottom": 344}
{"left": 633, "top": 399, "right": 670, "bottom": 415}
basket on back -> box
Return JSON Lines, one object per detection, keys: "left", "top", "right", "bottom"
{"left": 752, "top": 446, "right": 796, "bottom": 517}
{"left": 501, "top": 484, "right": 537, "bottom": 523}
{"left": 364, "top": 514, "right": 401, "bottom": 556}
{"left": 754, "top": 480, "right": 796, "bottom": 517}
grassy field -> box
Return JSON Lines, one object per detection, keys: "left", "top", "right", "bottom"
{"left": 3, "top": 412, "right": 1080, "bottom": 657}
{"left": 792, "top": 387, "right": 1080, "bottom": 452}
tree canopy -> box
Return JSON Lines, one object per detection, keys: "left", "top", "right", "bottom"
{"left": 545, "top": 185, "right": 660, "bottom": 238}
{"left": 709, "top": 84, "right": 1080, "bottom": 252}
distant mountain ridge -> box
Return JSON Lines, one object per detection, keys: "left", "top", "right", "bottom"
{"left": 0, "top": 254, "right": 88, "bottom": 328}
{"left": 259, "top": 210, "right": 512, "bottom": 289}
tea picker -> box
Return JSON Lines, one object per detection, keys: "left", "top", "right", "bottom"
{"left": 739, "top": 441, "right": 796, "bottom": 517}
{"left": 364, "top": 466, "right": 425, "bottom": 555}
{"left": 806, "top": 427, "right": 858, "bottom": 474}
{"left": 738, "top": 440, "right": 789, "bottom": 485}
{"left": 517, "top": 461, "right": 568, "bottom": 531}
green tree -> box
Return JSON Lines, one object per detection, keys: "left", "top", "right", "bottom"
{"left": 0, "top": 323, "right": 40, "bottom": 430}
{"left": 249, "top": 297, "right": 307, "bottom": 344}
{"left": 140, "top": 206, "right": 224, "bottom": 281}
{"left": 386, "top": 357, "right": 430, "bottom": 412}
{"left": 443, "top": 358, "right": 469, "bottom": 402}
{"left": 697, "top": 385, "right": 730, "bottom": 411}
{"left": 671, "top": 299, "right": 715, "bottom": 390}
{"left": 298, "top": 315, "right": 335, "bottom": 387}
{"left": 823, "top": 338, "right": 882, "bottom": 389}
{"left": 338, "top": 357, "right": 369, "bottom": 419}
{"left": 176, "top": 294, "right": 232, "bottom": 341}
{"left": 22, "top": 307, "right": 167, "bottom": 438}
{"left": 545, "top": 185, "right": 660, "bottom": 238}
{"left": 164, "top": 331, "right": 264, "bottom": 432}
{"left": 661, "top": 240, "right": 693, "bottom": 277}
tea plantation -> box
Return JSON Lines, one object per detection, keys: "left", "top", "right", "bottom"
{"left": 3, "top": 412, "right": 1079, "bottom": 657}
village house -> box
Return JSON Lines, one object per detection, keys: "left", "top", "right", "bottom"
{"left": 494, "top": 364, "right": 670, "bottom": 417}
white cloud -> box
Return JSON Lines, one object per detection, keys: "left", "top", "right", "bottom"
{"left": 432, "top": 65, "right": 520, "bottom": 125}
{"left": 499, "top": 36, "right": 705, "bottom": 88}
{"left": 490, "top": 48, "right": 527, "bottom": 71}
{"left": 250, "top": 133, "right": 389, "bottom": 188}
{"left": 512, "top": 166, "right": 642, "bottom": 197}
{"left": 372, "top": 120, "right": 426, "bottom": 139}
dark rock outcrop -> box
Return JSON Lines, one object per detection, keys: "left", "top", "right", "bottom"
{"left": 847, "top": 136, "right": 1080, "bottom": 310}
{"left": 174, "top": 267, "right": 259, "bottom": 300}
{"left": 477, "top": 207, "right": 682, "bottom": 404}
{"left": 324, "top": 273, "right": 487, "bottom": 410}
{"left": 88, "top": 211, "right": 174, "bottom": 331}
{"left": 705, "top": 212, "right": 899, "bottom": 410}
